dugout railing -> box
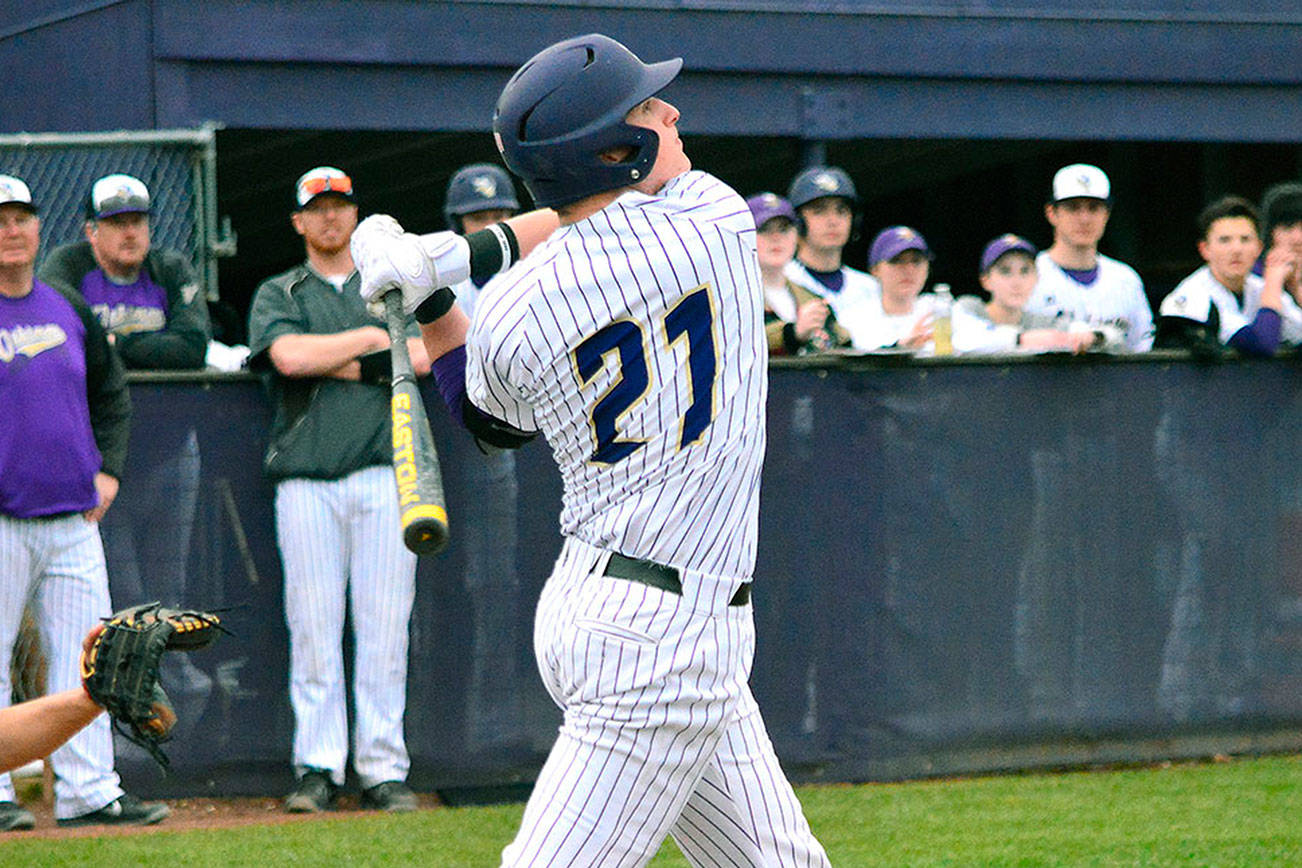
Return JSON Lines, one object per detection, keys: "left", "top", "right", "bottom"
{"left": 22, "top": 353, "right": 1302, "bottom": 798}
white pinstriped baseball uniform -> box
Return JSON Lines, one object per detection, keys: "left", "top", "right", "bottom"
{"left": 467, "top": 170, "right": 829, "bottom": 866}
{"left": 1028, "top": 251, "right": 1155, "bottom": 351}
{"left": 0, "top": 516, "right": 122, "bottom": 817}
{"left": 274, "top": 465, "right": 416, "bottom": 788}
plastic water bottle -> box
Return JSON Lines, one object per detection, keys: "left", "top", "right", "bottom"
{"left": 932, "top": 283, "right": 953, "bottom": 356}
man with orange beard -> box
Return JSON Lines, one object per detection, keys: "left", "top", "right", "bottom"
{"left": 246, "top": 167, "right": 431, "bottom": 814}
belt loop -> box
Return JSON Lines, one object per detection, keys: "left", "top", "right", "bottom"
{"left": 591, "top": 547, "right": 614, "bottom": 578}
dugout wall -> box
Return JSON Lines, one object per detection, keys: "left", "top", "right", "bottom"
{"left": 98, "top": 357, "right": 1302, "bottom": 799}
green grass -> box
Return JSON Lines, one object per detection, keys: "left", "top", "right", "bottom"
{"left": 3, "top": 755, "right": 1298, "bottom": 866}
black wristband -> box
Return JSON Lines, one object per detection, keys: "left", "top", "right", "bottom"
{"left": 781, "top": 322, "right": 802, "bottom": 355}
{"left": 414, "top": 286, "right": 456, "bottom": 324}
{"left": 466, "top": 223, "right": 520, "bottom": 282}
{"left": 358, "top": 349, "right": 392, "bottom": 385}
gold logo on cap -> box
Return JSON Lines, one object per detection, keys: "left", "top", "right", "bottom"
{"left": 814, "top": 173, "right": 838, "bottom": 192}
{"left": 472, "top": 176, "right": 498, "bottom": 198}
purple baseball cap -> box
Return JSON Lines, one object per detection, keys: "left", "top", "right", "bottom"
{"left": 868, "top": 225, "right": 931, "bottom": 267}
{"left": 980, "top": 234, "right": 1038, "bottom": 273}
{"left": 746, "top": 192, "right": 797, "bottom": 230}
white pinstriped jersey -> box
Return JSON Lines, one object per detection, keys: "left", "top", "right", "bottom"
{"left": 1029, "top": 251, "right": 1155, "bottom": 351}
{"left": 465, "top": 170, "right": 766, "bottom": 579}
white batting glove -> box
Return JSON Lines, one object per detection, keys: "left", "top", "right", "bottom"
{"left": 354, "top": 213, "right": 406, "bottom": 242}
{"left": 352, "top": 220, "right": 472, "bottom": 316}
{"left": 352, "top": 215, "right": 406, "bottom": 317}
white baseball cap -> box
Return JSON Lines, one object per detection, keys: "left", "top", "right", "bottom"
{"left": 0, "top": 174, "right": 36, "bottom": 212}
{"left": 295, "top": 166, "right": 354, "bottom": 209}
{"left": 89, "top": 173, "right": 150, "bottom": 219}
{"left": 1051, "top": 164, "right": 1111, "bottom": 203}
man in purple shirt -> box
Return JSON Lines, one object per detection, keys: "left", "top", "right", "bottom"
{"left": 39, "top": 174, "right": 213, "bottom": 735}
{"left": 0, "top": 174, "right": 167, "bottom": 829}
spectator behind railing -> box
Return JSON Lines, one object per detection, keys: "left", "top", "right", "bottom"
{"left": 783, "top": 166, "right": 882, "bottom": 349}
{"left": 1026, "top": 164, "right": 1154, "bottom": 352}
{"left": 953, "top": 234, "right": 1117, "bottom": 354}
{"left": 1256, "top": 182, "right": 1302, "bottom": 347}
{"left": 860, "top": 225, "right": 938, "bottom": 352}
{"left": 1155, "top": 196, "right": 1302, "bottom": 357}
{"left": 38, "top": 173, "right": 214, "bottom": 745}
{"left": 747, "top": 191, "right": 849, "bottom": 356}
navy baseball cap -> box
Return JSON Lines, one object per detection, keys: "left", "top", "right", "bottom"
{"left": 980, "top": 234, "right": 1038, "bottom": 273}
{"left": 746, "top": 192, "right": 796, "bottom": 230}
{"left": 88, "top": 174, "right": 149, "bottom": 219}
{"left": 868, "top": 226, "right": 931, "bottom": 267}
{"left": 787, "top": 166, "right": 857, "bottom": 211}
{"left": 0, "top": 174, "right": 36, "bottom": 212}
{"left": 1261, "top": 182, "right": 1302, "bottom": 240}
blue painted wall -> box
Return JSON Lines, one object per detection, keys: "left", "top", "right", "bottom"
{"left": 5, "top": 0, "right": 1302, "bottom": 140}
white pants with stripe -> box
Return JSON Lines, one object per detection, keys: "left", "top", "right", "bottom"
{"left": 502, "top": 537, "right": 830, "bottom": 867}
{"left": 276, "top": 465, "right": 417, "bottom": 788}
{"left": 0, "top": 513, "right": 123, "bottom": 819}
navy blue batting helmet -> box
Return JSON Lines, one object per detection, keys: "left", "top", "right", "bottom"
{"left": 787, "top": 166, "right": 858, "bottom": 211}
{"left": 492, "top": 34, "right": 682, "bottom": 208}
{"left": 444, "top": 163, "right": 521, "bottom": 230}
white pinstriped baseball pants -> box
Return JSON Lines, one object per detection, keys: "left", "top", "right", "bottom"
{"left": 275, "top": 465, "right": 417, "bottom": 789}
{"left": 0, "top": 513, "right": 124, "bottom": 819}
{"left": 502, "top": 537, "right": 830, "bottom": 868}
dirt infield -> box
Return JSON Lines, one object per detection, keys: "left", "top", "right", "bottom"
{"left": 9, "top": 792, "right": 445, "bottom": 840}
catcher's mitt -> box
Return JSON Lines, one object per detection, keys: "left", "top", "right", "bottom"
{"left": 80, "top": 602, "right": 225, "bottom": 769}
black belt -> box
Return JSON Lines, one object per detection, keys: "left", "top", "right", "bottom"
{"left": 604, "top": 552, "right": 751, "bottom": 607}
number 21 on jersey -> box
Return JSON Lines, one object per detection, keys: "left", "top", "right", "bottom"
{"left": 571, "top": 284, "right": 718, "bottom": 465}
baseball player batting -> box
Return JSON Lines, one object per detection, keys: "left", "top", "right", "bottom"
{"left": 351, "top": 33, "right": 830, "bottom": 868}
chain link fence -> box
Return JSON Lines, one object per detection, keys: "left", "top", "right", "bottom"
{"left": 0, "top": 125, "right": 234, "bottom": 300}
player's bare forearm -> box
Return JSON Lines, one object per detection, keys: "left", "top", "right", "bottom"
{"left": 411, "top": 209, "right": 554, "bottom": 367}
{"left": 269, "top": 327, "right": 389, "bottom": 378}
{"left": 503, "top": 209, "right": 560, "bottom": 258}
{"left": 420, "top": 304, "right": 471, "bottom": 362}
{"left": 406, "top": 336, "right": 432, "bottom": 376}
{"left": 0, "top": 689, "right": 103, "bottom": 774}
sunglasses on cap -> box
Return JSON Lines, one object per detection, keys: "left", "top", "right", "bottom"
{"left": 296, "top": 169, "right": 355, "bottom": 207}
{"left": 301, "top": 174, "right": 352, "bottom": 197}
